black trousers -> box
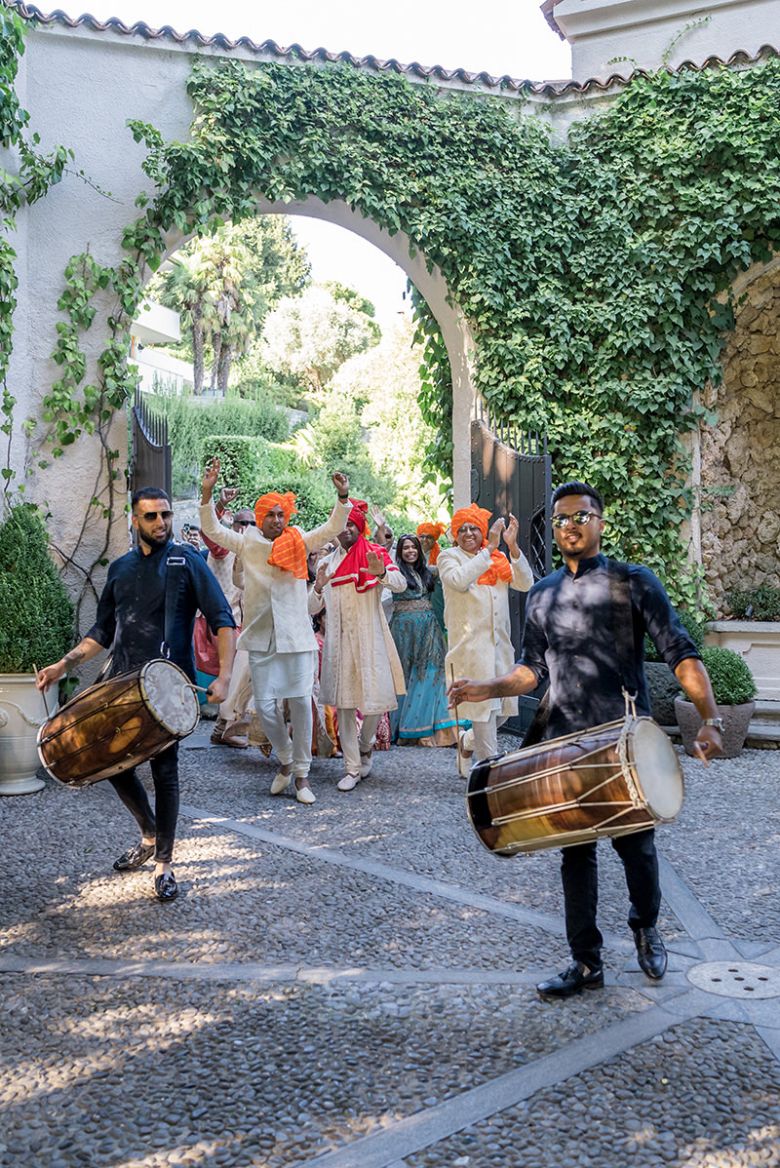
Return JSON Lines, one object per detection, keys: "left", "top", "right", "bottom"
{"left": 108, "top": 743, "right": 180, "bottom": 864}
{"left": 561, "top": 828, "right": 661, "bottom": 969}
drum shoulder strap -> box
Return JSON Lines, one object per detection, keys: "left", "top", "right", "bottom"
{"left": 161, "top": 549, "right": 190, "bottom": 659}
{"left": 605, "top": 558, "right": 640, "bottom": 697}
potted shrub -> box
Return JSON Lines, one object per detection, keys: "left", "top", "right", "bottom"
{"left": 705, "top": 586, "right": 780, "bottom": 701}
{"left": 674, "top": 645, "right": 757, "bottom": 758}
{"left": 0, "top": 504, "right": 75, "bottom": 794}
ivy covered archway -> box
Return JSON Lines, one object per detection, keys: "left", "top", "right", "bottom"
{"left": 5, "top": 12, "right": 780, "bottom": 612}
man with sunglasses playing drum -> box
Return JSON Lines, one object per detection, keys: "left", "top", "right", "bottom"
{"left": 450, "top": 481, "right": 722, "bottom": 998}
{"left": 37, "top": 487, "right": 236, "bottom": 901}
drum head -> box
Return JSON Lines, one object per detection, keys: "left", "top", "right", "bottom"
{"left": 141, "top": 660, "right": 199, "bottom": 737}
{"left": 632, "top": 719, "right": 684, "bottom": 821}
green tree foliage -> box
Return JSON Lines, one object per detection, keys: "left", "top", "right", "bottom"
{"left": 148, "top": 217, "right": 309, "bottom": 394}
{"left": 0, "top": 504, "right": 74, "bottom": 672}
{"left": 333, "top": 316, "right": 446, "bottom": 521}
{"left": 261, "top": 284, "right": 381, "bottom": 396}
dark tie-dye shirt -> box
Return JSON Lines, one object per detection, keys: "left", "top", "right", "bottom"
{"left": 518, "top": 554, "right": 699, "bottom": 739}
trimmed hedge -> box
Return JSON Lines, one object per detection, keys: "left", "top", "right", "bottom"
{"left": 0, "top": 505, "right": 75, "bottom": 673}
{"left": 727, "top": 586, "right": 780, "bottom": 622}
{"left": 700, "top": 646, "right": 757, "bottom": 706}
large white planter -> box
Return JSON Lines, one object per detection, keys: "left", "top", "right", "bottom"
{"left": 0, "top": 674, "right": 49, "bottom": 795}
{"left": 705, "top": 622, "right": 780, "bottom": 701}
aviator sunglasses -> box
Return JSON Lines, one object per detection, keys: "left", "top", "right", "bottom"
{"left": 551, "top": 510, "right": 603, "bottom": 529}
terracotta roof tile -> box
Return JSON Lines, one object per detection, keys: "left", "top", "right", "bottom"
{"left": 8, "top": 1, "right": 778, "bottom": 98}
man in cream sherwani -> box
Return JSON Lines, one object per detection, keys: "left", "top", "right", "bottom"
{"left": 438, "top": 503, "right": 534, "bottom": 774}
{"left": 309, "top": 500, "right": 407, "bottom": 791}
{"left": 201, "top": 459, "right": 351, "bottom": 805}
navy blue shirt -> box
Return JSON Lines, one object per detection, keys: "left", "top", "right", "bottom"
{"left": 518, "top": 554, "right": 699, "bottom": 740}
{"left": 86, "top": 540, "right": 235, "bottom": 681}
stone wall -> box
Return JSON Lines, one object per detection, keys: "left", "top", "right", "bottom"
{"left": 700, "top": 267, "right": 780, "bottom": 614}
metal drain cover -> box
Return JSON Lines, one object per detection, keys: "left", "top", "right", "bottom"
{"left": 687, "top": 961, "right": 780, "bottom": 999}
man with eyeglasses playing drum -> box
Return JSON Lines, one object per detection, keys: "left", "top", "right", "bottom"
{"left": 449, "top": 480, "right": 723, "bottom": 998}
{"left": 37, "top": 487, "right": 236, "bottom": 901}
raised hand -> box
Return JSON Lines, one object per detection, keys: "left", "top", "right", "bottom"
{"left": 487, "top": 517, "right": 506, "bottom": 550}
{"left": 366, "top": 550, "right": 387, "bottom": 577}
{"left": 202, "top": 457, "right": 220, "bottom": 501}
{"left": 332, "top": 471, "right": 350, "bottom": 498}
{"left": 219, "top": 486, "right": 239, "bottom": 507}
{"left": 315, "top": 561, "right": 333, "bottom": 592}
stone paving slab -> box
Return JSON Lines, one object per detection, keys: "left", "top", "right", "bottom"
{"left": 0, "top": 972, "right": 649, "bottom": 1168}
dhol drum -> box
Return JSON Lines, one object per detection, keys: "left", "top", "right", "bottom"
{"left": 38, "top": 659, "right": 200, "bottom": 786}
{"left": 467, "top": 717, "right": 684, "bottom": 857}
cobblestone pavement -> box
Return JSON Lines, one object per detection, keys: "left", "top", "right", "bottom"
{"left": 1, "top": 726, "right": 779, "bottom": 1167}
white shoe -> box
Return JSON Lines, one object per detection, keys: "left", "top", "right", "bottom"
{"left": 457, "top": 732, "right": 473, "bottom": 779}
{"left": 359, "top": 751, "right": 373, "bottom": 778}
{"left": 296, "top": 784, "right": 316, "bottom": 805}
{"left": 337, "top": 773, "right": 361, "bottom": 792}
{"left": 270, "top": 770, "right": 292, "bottom": 795}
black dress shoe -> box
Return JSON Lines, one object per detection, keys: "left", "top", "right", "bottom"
{"left": 634, "top": 927, "right": 667, "bottom": 979}
{"left": 537, "top": 961, "right": 604, "bottom": 998}
{"left": 113, "top": 842, "right": 155, "bottom": 872}
{"left": 154, "top": 872, "right": 178, "bottom": 901}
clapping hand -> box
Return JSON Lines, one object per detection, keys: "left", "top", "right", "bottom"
{"left": 487, "top": 517, "right": 506, "bottom": 550}
{"left": 504, "top": 513, "right": 520, "bottom": 556}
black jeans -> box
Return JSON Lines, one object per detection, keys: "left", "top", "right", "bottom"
{"left": 560, "top": 828, "right": 661, "bottom": 969}
{"left": 109, "top": 743, "right": 180, "bottom": 864}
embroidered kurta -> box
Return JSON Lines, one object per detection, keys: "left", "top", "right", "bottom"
{"left": 438, "top": 544, "right": 534, "bottom": 723}
{"left": 199, "top": 498, "right": 351, "bottom": 657}
{"left": 310, "top": 544, "right": 407, "bottom": 714}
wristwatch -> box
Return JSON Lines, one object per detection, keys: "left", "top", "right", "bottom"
{"left": 703, "top": 717, "right": 725, "bottom": 732}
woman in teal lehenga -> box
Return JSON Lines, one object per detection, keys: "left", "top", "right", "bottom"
{"left": 389, "top": 535, "right": 461, "bottom": 746}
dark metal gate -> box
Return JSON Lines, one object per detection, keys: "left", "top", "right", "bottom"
{"left": 470, "top": 398, "right": 552, "bottom": 737}
{"left": 129, "top": 389, "right": 172, "bottom": 500}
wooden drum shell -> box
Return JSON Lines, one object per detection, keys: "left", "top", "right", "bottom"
{"left": 38, "top": 662, "right": 198, "bottom": 786}
{"left": 467, "top": 718, "right": 683, "bottom": 857}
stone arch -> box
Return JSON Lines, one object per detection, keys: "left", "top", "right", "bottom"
{"left": 699, "top": 256, "right": 780, "bottom": 613}
{"left": 159, "top": 195, "right": 477, "bottom": 507}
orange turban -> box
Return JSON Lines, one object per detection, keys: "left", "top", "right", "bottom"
{"left": 451, "top": 504, "right": 491, "bottom": 542}
{"left": 416, "top": 522, "right": 446, "bottom": 565}
{"left": 450, "top": 503, "right": 512, "bottom": 587}
{"left": 255, "top": 491, "right": 308, "bottom": 580}
{"left": 348, "top": 499, "right": 371, "bottom": 539}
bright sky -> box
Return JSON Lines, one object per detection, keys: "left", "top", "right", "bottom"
{"left": 79, "top": 0, "right": 571, "bottom": 328}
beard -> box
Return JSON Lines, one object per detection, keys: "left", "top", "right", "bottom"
{"left": 138, "top": 525, "right": 171, "bottom": 550}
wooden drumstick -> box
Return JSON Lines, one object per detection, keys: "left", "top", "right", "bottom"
{"left": 450, "top": 664, "right": 462, "bottom": 772}
{"left": 33, "top": 664, "right": 51, "bottom": 720}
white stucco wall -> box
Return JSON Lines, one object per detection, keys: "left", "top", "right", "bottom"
{"left": 554, "top": 0, "right": 779, "bottom": 81}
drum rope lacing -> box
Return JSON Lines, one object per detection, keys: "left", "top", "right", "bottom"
{"left": 617, "top": 688, "right": 645, "bottom": 809}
